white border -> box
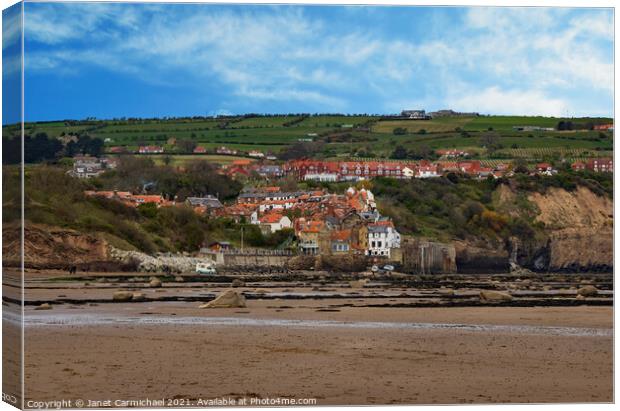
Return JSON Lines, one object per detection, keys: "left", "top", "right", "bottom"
{"left": 0, "top": 2, "right": 616, "bottom": 411}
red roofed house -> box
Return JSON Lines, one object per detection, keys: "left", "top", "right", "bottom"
{"left": 571, "top": 161, "right": 586, "bottom": 171}
{"left": 296, "top": 219, "right": 326, "bottom": 255}
{"left": 330, "top": 229, "right": 352, "bottom": 254}
{"left": 255, "top": 212, "right": 292, "bottom": 233}
{"left": 193, "top": 146, "right": 207, "bottom": 154}
{"left": 586, "top": 158, "right": 613, "bottom": 173}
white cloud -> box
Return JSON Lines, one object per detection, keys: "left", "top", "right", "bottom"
{"left": 2, "top": 6, "right": 21, "bottom": 50}
{"left": 21, "top": 5, "right": 614, "bottom": 116}
{"left": 447, "top": 86, "right": 569, "bottom": 117}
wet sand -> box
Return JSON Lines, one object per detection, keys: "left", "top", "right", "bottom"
{"left": 18, "top": 302, "right": 613, "bottom": 406}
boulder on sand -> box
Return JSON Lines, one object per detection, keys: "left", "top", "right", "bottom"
{"left": 349, "top": 279, "right": 368, "bottom": 289}
{"left": 112, "top": 291, "right": 134, "bottom": 302}
{"left": 577, "top": 285, "right": 598, "bottom": 297}
{"left": 132, "top": 292, "right": 146, "bottom": 302}
{"left": 149, "top": 278, "right": 162, "bottom": 288}
{"left": 231, "top": 278, "right": 245, "bottom": 288}
{"left": 199, "top": 290, "right": 246, "bottom": 309}
{"left": 34, "top": 303, "right": 52, "bottom": 310}
{"left": 479, "top": 290, "right": 513, "bottom": 302}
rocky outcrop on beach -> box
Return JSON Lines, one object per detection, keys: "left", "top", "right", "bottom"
{"left": 109, "top": 247, "right": 211, "bottom": 273}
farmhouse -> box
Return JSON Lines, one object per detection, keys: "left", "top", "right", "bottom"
{"left": 248, "top": 150, "right": 265, "bottom": 158}
{"left": 138, "top": 145, "right": 164, "bottom": 154}
{"left": 401, "top": 109, "right": 430, "bottom": 120}
{"left": 216, "top": 146, "right": 238, "bottom": 155}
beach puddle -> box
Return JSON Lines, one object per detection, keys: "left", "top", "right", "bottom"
{"left": 6, "top": 311, "right": 612, "bottom": 337}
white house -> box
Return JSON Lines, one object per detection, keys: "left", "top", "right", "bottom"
{"left": 304, "top": 173, "right": 339, "bottom": 182}
{"left": 402, "top": 166, "right": 415, "bottom": 179}
{"left": 366, "top": 223, "right": 401, "bottom": 258}
{"left": 415, "top": 165, "right": 440, "bottom": 178}
{"left": 255, "top": 213, "right": 292, "bottom": 233}
{"left": 248, "top": 150, "right": 265, "bottom": 158}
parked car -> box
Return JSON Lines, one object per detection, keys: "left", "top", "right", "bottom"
{"left": 371, "top": 265, "right": 379, "bottom": 272}
{"left": 196, "top": 262, "right": 216, "bottom": 275}
{"left": 382, "top": 265, "right": 395, "bottom": 272}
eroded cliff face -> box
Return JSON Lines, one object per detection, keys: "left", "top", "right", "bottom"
{"left": 528, "top": 186, "right": 613, "bottom": 271}
{"left": 455, "top": 184, "right": 613, "bottom": 273}
{"left": 2, "top": 223, "right": 110, "bottom": 268}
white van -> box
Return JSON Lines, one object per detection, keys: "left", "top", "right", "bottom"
{"left": 196, "top": 262, "right": 217, "bottom": 275}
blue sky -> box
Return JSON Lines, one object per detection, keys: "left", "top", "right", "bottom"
{"left": 2, "top": 2, "right": 614, "bottom": 123}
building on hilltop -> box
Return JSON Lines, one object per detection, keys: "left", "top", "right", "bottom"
{"left": 401, "top": 109, "right": 430, "bottom": 120}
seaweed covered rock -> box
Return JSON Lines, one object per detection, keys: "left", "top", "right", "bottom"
{"left": 479, "top": 290, "right": 513, "bottom": 302}
{"left": 317, "top": 255, "right": 368, "bottom": 272}
{"left": 285, "top": 255, "right": 316, "bottom": 271}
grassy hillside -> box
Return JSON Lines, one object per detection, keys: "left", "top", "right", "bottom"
{"left": 2, "top": 163, "right": 289, "bottom": 254}
{"left": 6, "top": 114, "right": 612, "bottom": 163}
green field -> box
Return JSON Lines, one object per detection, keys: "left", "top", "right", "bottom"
{"left": 7, "top": 114, "right": 613, "bottom": 161}
{"left": 142, "top": 154, "right": 258, "bottom": 166}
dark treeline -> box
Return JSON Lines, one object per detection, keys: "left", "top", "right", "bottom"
{"left": 2, "top": 133, "right": 104, "bottom": 165}
{"left": 95, "top": 156, "right": 242, "bottom": 201}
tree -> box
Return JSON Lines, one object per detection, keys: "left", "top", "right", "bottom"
{"left": 178, "top": 139, "right": 197, "bottom": 153}
{"left": 480, "top": 131, "right": 501, "bottom": 154}
{"left": 390, "top": 145, "right": 408, "bottom": 159}
{"left": 280, "top": 142, "right": 324, "bottom": 160}
{"left": 512, "top": 158, "right": 529, "bottom": 174}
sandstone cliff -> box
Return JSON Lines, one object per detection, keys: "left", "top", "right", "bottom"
{"left": 527, "top": 186, "right": 613, "bottom": 271}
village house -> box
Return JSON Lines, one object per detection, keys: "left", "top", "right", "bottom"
{"left": 295, "top": 219, "right": 325, "bottom": 255}
{"left": 535, "top": 163, "right": 556, "bottom": 175}
{"left": 587, "top": 158, "right": 613, "bottom": 173}
{"left": 216, "top": 146, "right": 238, "bottom": 155}
{"left": 366, "top": 220, "right": 401, "bottom": 258}
{"left": 216, "top": 203, "right": 258, "bottom": 223}
{"left": 248, "top": 150, "right": 265, "bottom": 158}
{"left": 193, "top": 146, "right": 208, "bottom": 154}
{"left": 330, "top": 229, "right": 352, "bottom": 254}
{"left": 253, "top": 164, "right": 284, "bottom": 179}
{"left": 415, "top": 163, "right": 440, "bottom": 178}
{"left": 84, "top": 190, "right": 170, "bottom": 208}
{"left": 70, "top": 156, "right": 117, "bottom": 179}
{"left": 138, "top": 145, "right": 164, "bottom": 154}
{"left": 593, "top": 124, "right": 613, "bottom": 131}
{"left": 436, "top": 149, "right": 470, "bottom": 158}
{"left": 304, "top": 172, "right": 339, "bottom": 182}
{"left": 571, "top": 161, "right": 586, "bottom": 171}
{"left": 185, "top": 195, "right": 223, "bottom": 214}
{"left": 254, "top": 213, "right": 292, "bottom": 234}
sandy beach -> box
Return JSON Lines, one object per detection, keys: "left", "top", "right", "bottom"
{"left": 15, "top": 301, "right": 613, "bottom": 406}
